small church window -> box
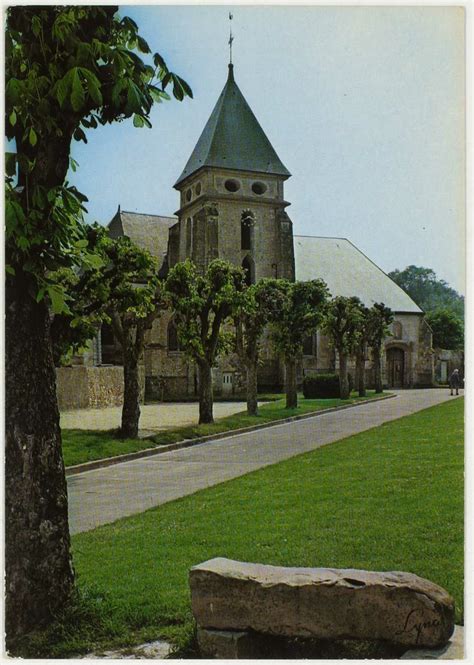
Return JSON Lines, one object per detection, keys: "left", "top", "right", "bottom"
{"left": 168, "top": 320, "right": 180, "bottom": 352}
{"left": 252, "top": 181, "right": 267, "bottom": 195}
{"left": 241, "top": 210, "right": 255, "bottom": 250}
{"left": 185, "top": 189, "right": 192, "bottom": 202}
{"left": 242, "top": 255, "right": 255, "bottom": 286}
{"left": 225, "top": 179, "right": 240, "bottom": 193}
{"left": 303, "top": 334, "right": 314, "bottom": 356}
{"left": 195, "top": 182, "right": 202, "bottom": 196}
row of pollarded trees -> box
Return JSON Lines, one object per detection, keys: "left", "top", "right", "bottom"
{"left": 322, "top": 297, "right": 394, "bottom": 399}
{"left": 54, "top": 228, "right": 394, "bottom": 435}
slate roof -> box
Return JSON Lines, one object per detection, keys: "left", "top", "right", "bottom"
{"left": 108, "top": 209, "right": 177, "bottom": 269}
{"left": 294, "top": 236, "right": 422, "bottom": 313}
{"left": 175, "top": 64, "right": 290, "bottom": 187}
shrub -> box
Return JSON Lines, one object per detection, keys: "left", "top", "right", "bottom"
{"left": 303, "top": 374, "right": 340, "bottom": 399}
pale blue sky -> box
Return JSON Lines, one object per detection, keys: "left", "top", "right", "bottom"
{"left": 69, "top": 5, "right": 465, "bottom": 293}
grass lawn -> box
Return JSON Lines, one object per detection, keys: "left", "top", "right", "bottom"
{"left": 23, "top": 398, "right": 463, "bottom": 657}
{"left": 62, "top": 391, "right": 385, "bottom": 467}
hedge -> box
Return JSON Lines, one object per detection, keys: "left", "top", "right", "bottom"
{"left": 303, "top": 374, "right": 340, "bottom": 398}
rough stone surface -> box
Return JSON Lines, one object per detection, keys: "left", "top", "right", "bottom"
{"left": 197, "top": 628, "right": 257, "bottom": 659}
{"left": 81, "top": 639, "right": 171, "bottom": 659}
{"left": 190, "top": 558, "right": 455, "bottom": 648}
{"left": 401, "top": 625, "right": 464, "bottom": 659}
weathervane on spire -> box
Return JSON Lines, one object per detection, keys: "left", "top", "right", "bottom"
{"left": 228, "top": 12, "right": 234, "bottom": 65}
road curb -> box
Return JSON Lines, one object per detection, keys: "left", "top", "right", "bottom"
{"left": 65, "top": 393, "right": 396, "bottom": 477}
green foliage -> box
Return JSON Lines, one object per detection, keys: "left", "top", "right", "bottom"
{"left": 321, "top": 296, "right": 364, "bottom": 355}
{"left": 389, "top": 265, "right": 464, "bottom": 320}
{"left": 366, "top": 302, "right": 394, "bottom": 350}
{"left": 50, "top": 225, "right": 164, "bottom": 365}
{"left": 270, "top": 280, "right": 329, "bottom": 361}
{"left": 303, "top": 374, "right": 340, "bottom": 399}
{"left": 426, "top": 308, "right": 464, "bottom": 350}
{"left": 234, "top": 279, "right": 286, "bottom": 366}
{"left": 166, "top": 259, "right": 245, "bottom": 364}
{"left": 5, "top": 5, "right": 191, "bottom": 307}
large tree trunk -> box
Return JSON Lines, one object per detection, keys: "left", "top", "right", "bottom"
{"left": 5, "top": 274, "right": 75, "bottom": 648}
{"left": 285, "top": 359, "right": 298, "bottom": 409}
{"left": 356, "top": 352, "right": 366, "bottom": 397}
{"left": 198, "top": 360, "right": 214, "bottom": 424}
{"left": 246, "top": 362, "right": 259, "bottom": 416}
{"left": 373, "top": 347, "right": 383, "bottom": 393}
{"left": 120, "top": 348, "right": 141, "bottom": 439}
{"left": 339, "top": 352, "right": 350, "bottom": 399}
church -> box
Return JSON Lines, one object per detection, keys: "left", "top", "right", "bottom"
{"left": 103, "top": 63, "right": 434, "bottom": 400}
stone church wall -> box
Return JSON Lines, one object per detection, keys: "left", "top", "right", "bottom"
{"left": 56, "top": 365, "right": 145, "bottom": 410}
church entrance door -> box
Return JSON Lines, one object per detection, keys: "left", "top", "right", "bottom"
{"left": 387, "top": 348, "right": 405, "bottom": 387}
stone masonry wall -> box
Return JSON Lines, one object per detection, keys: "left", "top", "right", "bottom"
{"left": 56, "top": 365, "right": 145, "bottom": 410}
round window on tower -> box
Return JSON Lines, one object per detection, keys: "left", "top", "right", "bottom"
{"left": 224, "top": 179, "right": 240, "bottom": 193}
{"left": 251, "top": 181, "right": 267, "bottom": 195}
{"left": 185, "top": 189, "right": 192, "bottom": 202}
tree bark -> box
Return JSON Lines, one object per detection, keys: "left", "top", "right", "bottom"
{"left": 5, "top": 274, "right": 75, "bottom": 647}
{"left": 198, "top": 360, "right": 214, "bottom": 424}
{"left": 356, "top": 352, "right": 366, "bottom": 397}
{"left": 246, "top": 362, "right": 259, "bottom": 416}
{"left": 373, "top": 347, "right": 383, "bottom": 393}
{"left": 339, "top": 352, "right": 350, "bottom": 399}
{"left": 120, "top": 346, "right": 141, "bottom": 439}
{"left": 285, "top": 359, "right": 298, "bottom": 409}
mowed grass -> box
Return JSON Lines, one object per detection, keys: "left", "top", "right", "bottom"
{"left": 62, "top": 391, "right": 385, "bottom": 467}
{"left": 48, "top": 397, "right": 464, "bottom": 657}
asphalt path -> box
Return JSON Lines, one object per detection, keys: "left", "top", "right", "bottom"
{"left": 67, "top": 389, "right": 461, "bottom": 535}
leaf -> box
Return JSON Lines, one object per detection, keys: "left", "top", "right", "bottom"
{"left": 74, "top": 239, "right": 89, "bottom": 249}
{"left": 176, "top": 75, "right": 193, "bottom": 99}
{"left": 31, "top": 16, "right": 41, "bottom": 38}
{"left": 55, "top": 73, "right": 70, "bottom": 108}
{"left": 29, "top": 127, "right": 37, "bottom": 146}
{"left": 70, "top": 68, "right": 85, "bottom": 111}
{"left": 125, "top": 81, "right": 143, "bottom": 114}
{"left": 137, "top": 35, "right": 150, "bottom": 54}
{"left": 47, "top": 285, "right": 70, "bottom": 315}
{"left": 9, "top": 109, "right": 17, "bottom": 126}
{"left": 6, "top": 264, "right": 15, "bottom": 276}
{"left": 69, "top": 157, "right": 79, "bottom": 172}
{"left": 5, "top": 152, "right": 16, "bottom": 177}
{"left": 153, "top": 52, "right": 167, "bottom": 70}
{"left": 73, "top": 127, "right": 87, "bottom": 143}
{"left": 133, "top": 113, "right": 144, "bottom": 128}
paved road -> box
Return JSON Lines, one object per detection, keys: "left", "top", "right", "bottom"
{"left": 67, "top": 390, "right": 461, "bottom": 535}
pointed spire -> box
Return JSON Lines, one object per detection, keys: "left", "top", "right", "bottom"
{"left": 175, "top": 66, "right": 290, "bottom": 187}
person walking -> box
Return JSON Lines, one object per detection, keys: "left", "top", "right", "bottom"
{"left": 449, "top": 368, "right": 461, "bottom": 396}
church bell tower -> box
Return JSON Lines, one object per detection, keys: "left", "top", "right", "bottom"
{"left": 172, "top": 63, "right": 295, "bottom": 284}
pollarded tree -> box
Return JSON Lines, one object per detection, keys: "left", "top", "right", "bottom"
{"left": 166, "top": 259, "right": 245, "bottom": 424}
{"left": 321, "top": 296, "right": 364, "bottom": 399}
{"left": 5, "top": 5, "right": 191, "bottom": 645}
{"left": 353, "top": 304, "right": 371, "bottom": 397}
{"left": 51, "top": 226, "right": 167, "bottom": 438}
{"left": 367, "top": 302, "right": 394, "bottom": 393}
{"left": 104, "top": 236, "right": 166, "bottom": 438}
{"left": 271, "top": 280, "right": 329, "bottom": 409}
{"left": 234, "top": 279, "right": 286, "bottom": 416}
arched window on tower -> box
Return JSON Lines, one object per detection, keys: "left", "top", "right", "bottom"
{"left": 241, "top": 210, "right": 255, "bottom": 250}
{"left": 167, "top": 319, "right": 180, "bottom": 352}
{"left": 242, "top": 255, "right": 255, "bottom": 287}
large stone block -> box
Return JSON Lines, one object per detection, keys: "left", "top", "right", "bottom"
{"left": 190, "top": 558, "right": 455, "bottom": 648}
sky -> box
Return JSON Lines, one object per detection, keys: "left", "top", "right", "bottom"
{"left": 68, "top": 5, "right": 466, "bottom": 294}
